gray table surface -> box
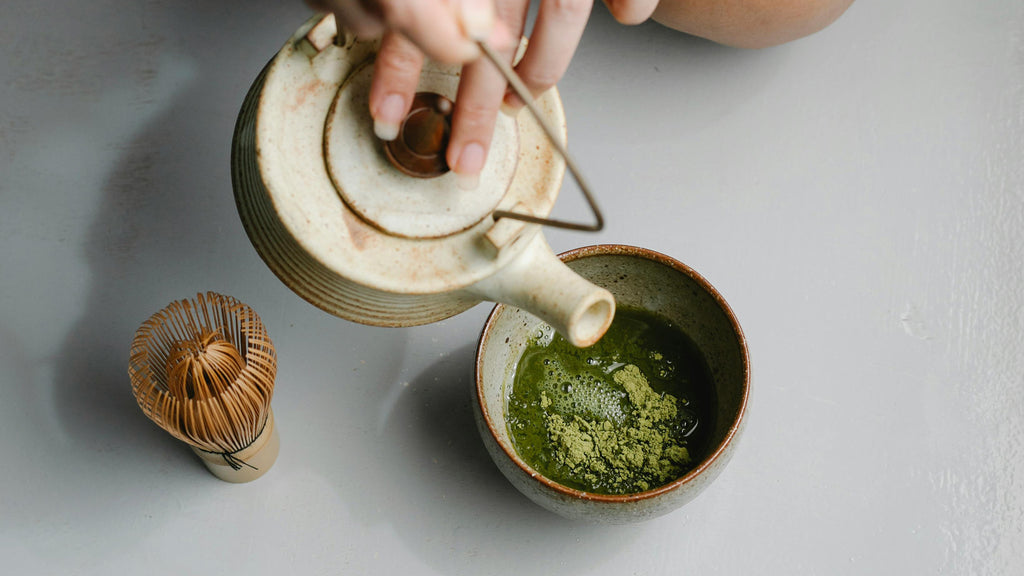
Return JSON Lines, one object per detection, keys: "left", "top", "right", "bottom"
{"left": 3, "top": 1, "right": 1022, "bottom": 574}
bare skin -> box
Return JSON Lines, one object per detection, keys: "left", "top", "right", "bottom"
{"left": 307, "top": 0, "right": 854, "bottom": 189}
{"left": 651, "top": 0, "right": 856, "bottom": 49}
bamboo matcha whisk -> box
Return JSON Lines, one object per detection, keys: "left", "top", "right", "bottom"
{"left": 128, "top": 292, "right": 280, "bottom": 482}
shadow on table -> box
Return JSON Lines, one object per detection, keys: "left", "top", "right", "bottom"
{"left": 34, "top": 0, "right": 306, "bottom": 555}
{"left": 366, "top": 342, "right": 637, "bottom": 575}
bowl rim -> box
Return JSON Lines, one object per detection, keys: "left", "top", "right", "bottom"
{"left": 475, "top": 244, "right": 750, "bottom": 503}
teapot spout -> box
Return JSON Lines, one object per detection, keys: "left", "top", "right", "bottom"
{"left": 469, "top": 235, "right": 615, "bottom": 348}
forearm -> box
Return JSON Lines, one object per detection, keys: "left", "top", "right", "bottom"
{"left": 651, "top": 0, "right": 855, "bottom": 49}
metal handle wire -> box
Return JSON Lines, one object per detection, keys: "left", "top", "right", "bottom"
{"left": 477, "top": 41, "right": 604, "bottom": 232}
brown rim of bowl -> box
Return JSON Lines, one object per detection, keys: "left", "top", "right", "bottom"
{"left": 475, "top": 244, "right": 750, "bottom": 503}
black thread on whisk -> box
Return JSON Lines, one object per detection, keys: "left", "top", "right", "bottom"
{"left": 220, "top": 453, "right": 258, "bottom": 472}
{"left": 195, "top": 415, "right": 269, "bottom": 471}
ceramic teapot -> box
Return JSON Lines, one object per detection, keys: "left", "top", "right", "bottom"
{"left": 232, "top": 14, "right": 614, "bottom": 347}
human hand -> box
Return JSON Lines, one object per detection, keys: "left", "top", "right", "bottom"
{"left": 307, "top": 1, "right": 659, "bottom": 189}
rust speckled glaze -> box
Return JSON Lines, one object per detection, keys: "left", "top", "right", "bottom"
{"left": 474, "top": 245, "right": 750, "bottom": 523}
{"left": 231, "top": 14, "right": 614, "bottom": 347}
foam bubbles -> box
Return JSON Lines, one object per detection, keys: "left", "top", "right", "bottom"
{"left": 535, "top": 356, "right": 629, "bottom": 425}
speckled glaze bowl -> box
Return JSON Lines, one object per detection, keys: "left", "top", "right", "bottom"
{"left": 474, "top": 245, "right": 750, "bottom": 523}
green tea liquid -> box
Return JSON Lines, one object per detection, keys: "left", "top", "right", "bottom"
{"left": 506, "top": 307, "right": 716, "bottom": 494}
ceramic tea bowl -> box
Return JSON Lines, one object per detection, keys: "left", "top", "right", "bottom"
{"left": 473, "top": 245, "right": 750, "bottom": 523}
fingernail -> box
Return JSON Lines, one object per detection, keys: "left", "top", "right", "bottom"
{"left": 373, "top": 94, "right": 405, "bottom": 141}
{"left": 456, "top": 172, "right": 480, "bottom": 191}
{"left": 453, "top": 142, "right": 485, "bottom": 190}
{"left": 459, "top": 0, "right": 494, "bottom": 42}
{"left": 501, "top": 93, "right": 524, "bottom": 117}
{"left": 499, "top": 102, "right": 521, "bottom": 117}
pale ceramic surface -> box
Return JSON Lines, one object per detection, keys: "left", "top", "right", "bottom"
{"left": 2, "top": 1, "right": 1023, "bottom": 574}
{"left": 475, "top": 245, "right": 749, "bottom": 523}
{"left": 234, "top": 15, "right": 613, "bottom": 345}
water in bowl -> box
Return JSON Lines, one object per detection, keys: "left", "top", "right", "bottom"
{"left": 506, "top": 306, "right": 717, "bottom": 495}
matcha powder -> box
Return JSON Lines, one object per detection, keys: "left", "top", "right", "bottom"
{"left": 542, "top": 364, "right": 691, "bottom": 494}
{"left": 506, "top": 307, "right": 715, "bottom": 495}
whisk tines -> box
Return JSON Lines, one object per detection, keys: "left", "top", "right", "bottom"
{"left": 128, "top": 292, "right": 278, "bottom": 464}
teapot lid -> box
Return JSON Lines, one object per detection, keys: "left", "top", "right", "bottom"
{"left": 322, "top": 62, "right": 521, "bottom": 240}
{"left": 250, "top": 15, "right": 565, "bottom": 294}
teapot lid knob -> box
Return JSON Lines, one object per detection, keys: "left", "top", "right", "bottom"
{"left": 383, "top": 92, "right": 453, "bottom": 178}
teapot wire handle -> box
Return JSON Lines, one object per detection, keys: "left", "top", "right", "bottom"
{"left": 478, "top": 41, "right": 604, "bottom": 233}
